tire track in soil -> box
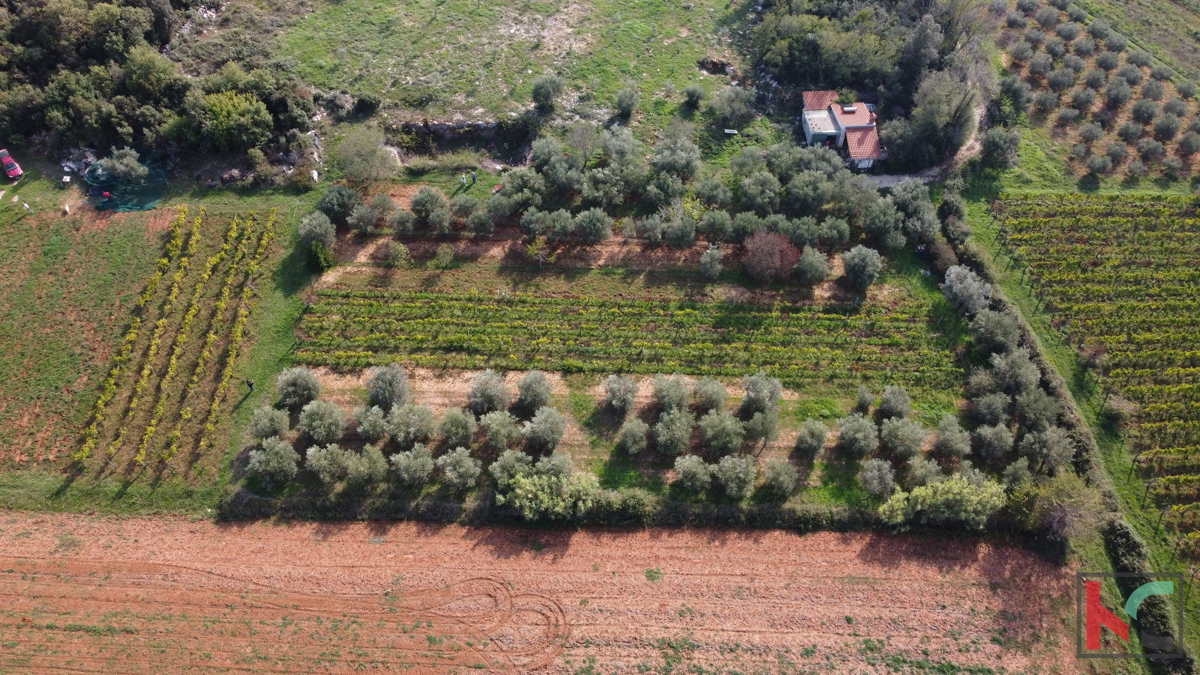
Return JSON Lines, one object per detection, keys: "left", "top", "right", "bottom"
{"left": 0, "top": 512, "right": 1076, "bottom": 673}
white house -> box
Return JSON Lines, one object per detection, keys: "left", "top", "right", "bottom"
{"left": 799, "top": 92, "right": 884, "bottom": 170}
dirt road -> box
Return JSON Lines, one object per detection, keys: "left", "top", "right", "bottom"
{"left": 0, "top": 512, "right": 1076, "bottom": 673}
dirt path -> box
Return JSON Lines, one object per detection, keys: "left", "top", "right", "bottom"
{"left": 0, "top": 511, "right": 1077, "bottom": 673}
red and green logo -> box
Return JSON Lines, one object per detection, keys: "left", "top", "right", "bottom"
{"left": 1077, "top": 573, "right": 1184, "bottom": 659}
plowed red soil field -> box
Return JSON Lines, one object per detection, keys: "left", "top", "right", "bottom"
{"left": 0, "top": 512, "right": 1076, "bottom": 674}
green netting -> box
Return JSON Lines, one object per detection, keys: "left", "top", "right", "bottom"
{"left": 84, "top": 150, "right": 169, "bottom": 212}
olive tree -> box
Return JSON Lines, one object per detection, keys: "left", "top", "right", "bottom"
{"left": 480, "top": 410, "right": 521, "bottom": 452}
{"left": 972, "top": 424, "right": 1014, "bottom": 462}
{"left": 880, "top": 417, "right": 926, "bottom": 459}
{"left": 252, "top": 405, "right": 289, "bottom": 440}
{"left": 468, "top": 370, "right": 511, "bottom": 416}
{"left": 740, "top": 371, "right": 782, "bottom": 417}
{"left": 794, "top": 247, "right": 830, "bottom": 285}
{"left": 905, "top": 456, "right": 944, "bottom": 489}
{"left": 692, "top": 378, "right": 728, "bottom": 414}
{"left": 298, "top": 211, "right": 336, "bottom": 248}
{"left": 489, "top": 449, "right": 535, "bottom": 489}
{"left": 942, "top": 265, "right": 993, "bottom": 316}
{"left": 618, "top": 418, "right": 650, "bottom": 454}
{"left": 248, "top": 437, "right": 299, "bottom": 489}
{"left": 353, "top": 405, "right": 388, "bottom": 442}
{"left": 842, "top": 246, "right": 883, "bottom": 290}
{"left": 389, "top": 404, "right": 436, "bottom": 450}
{"left": 878, "top": 385, "right": 912, "bottom": 419}
{"left": 531, "top": 75, "right": 565, "bottom": 111}
{"left": 366, "top": 363, "right": 410, "bottom": 411}
{"left": 439, "top": 408, "right": 478, "bottom": 448}
{"left": 1015, "top": 388, "right": 1063, "bottom": 431}
{"left": 794, "top": 419, "right": 828, "bottom": 459}
{"left": 713, "top": 454, "right": 757, "bottom": 500}
{"left": 516, "top": 370, "right": 554, "bottom": 414}
{"left": 604, "top": 374, "right": 637, "bottom": 413}
{"left": 859, "top": 458, "right": 896, "bottom": 497}
{"left": 306, "top": 444, "right": 349, "bottom": 487}
{"left": 298, "top": 400, "right": 346, "bottom": 445}
{"left": 700, "top": 244, "right": 724, "bottom": 278}
{"left": 655, "top": 408, "right": 695, "bottom": 455}
{"left": 1018, "top": 427, "right": 1075, "bottom": 474}
{"left": 652, "top": 374, "right": 690, "bottom": 413}
{"left": 674, "top": 454, "right": 712, "bottom": 492}
{"left": 972, "top": 393, "right": 1011, "bottom": 426}
{"left": 437, "top": 447, "right": 483, "bottom": 490}
{"left": 991, "top": 348, "right": 1041, "bottom": 395}
{"left": 698, "top": 409, "right": 744, "bottom": 456}
{"left": 762, "top": 459, "right": 798, "bottom": 498}
{"left": 932, "top": 415, "right": 971, "bottom": 459}
{"left": 391, "top": 444, "right": 435, "bottom": 486}
{"left": 836, "top": 414, "right": 879, "bottom": 460}
{"left": 523, "top": 406, "right": 568, "bottom": 453}
{"left": 277, "top": 366, "right": 321, "bottom": 410}
{"left": 344, "top": 445, "right": 388, "bottom": 486}
{"left": 970, "top": 309, "right": 1021, "bottom": 355}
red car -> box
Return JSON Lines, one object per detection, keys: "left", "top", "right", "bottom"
{"left": 0, "top": 149, "right": 22, "bottom": 179}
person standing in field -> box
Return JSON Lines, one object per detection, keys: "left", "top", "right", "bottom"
{"left": 471, "top": 171, "right": 477, "bottom": 184}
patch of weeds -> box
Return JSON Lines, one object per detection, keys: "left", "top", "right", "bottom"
{"left": 645, "top": 567, "right": 663, "bottom": 582}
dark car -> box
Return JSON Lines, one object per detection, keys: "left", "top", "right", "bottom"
{"left": 0, "top": 149, "right": 21, "bottom": 179}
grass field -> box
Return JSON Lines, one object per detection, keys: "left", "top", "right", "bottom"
{"left": 1077, "top": 0, "right": 1200, "bottom": 81}
{"left": 276, "top": 0, "right": 742, "bottom": 126}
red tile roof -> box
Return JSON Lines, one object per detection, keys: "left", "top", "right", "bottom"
{"left": 802, "top": 90, "right": 838, "bottom": 111}
{"left": 830, "top": 102, "right": 874, "bottom": 128}
{"left": 846, "top": 127, "right": 883, "bottom": 160}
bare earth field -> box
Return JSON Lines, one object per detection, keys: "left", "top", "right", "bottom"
{"left": 0, "top": 512, "right": 1076, "bottom": 674}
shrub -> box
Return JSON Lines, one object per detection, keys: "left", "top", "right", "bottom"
{"left": 1078, "top": 122, "right": 1104, "bottom": 144}
{"left": 1105, "top": 79, "right": 1132, "bottom": 107}
{"left": 344, "top": 444, "right": 388, "bottom": 486}
{"left": 480, "top": 410, "right": 521, "bottom": 452}
{"left": 636, "top": 214, "right": 664, "bottom": 244}
{"left": 683, "top": 84, "right": 706, "bottom": 108}
{"left": 298, "top": 400, "right": 346, "bottom": 445}
{"left": 708, "top": 86, "right": 756, "bottom": 127}
{"left": 353, "top": 405, "right": 388, "bottom": 441}
{"left": 277, "top": 367, "right": 321, "bottom": 410}
{"left": 744, "top": 408, "right": 780, "bottom": 447}
{"left": 252, "top": 405, "right": 289, "bottom": 440}
{"left": 389, "top": 404, "right": 436, "bottom": 450}
{"left": 347, "top": 203, "right": 379, "bottom": 235}
{"left": 692, "top": 378, "right": 728, "bottom": 414}
{"left": 836, "top": 414, "right": 878, "bottom": 460}
{"left": 743, "top": 231, "right": 800, "bottom": 283}
{"left": 298, "top": 211, "right": 336, "bottom": 249}
{"left": 655, "top": 408, "right": 695, "bottom": 455}
{"left": 391, "top": 444, "right": 434, "bottom": 486}
{"left": 439, "top": 408, "right": 477, "bottom": 448}
{"left": 942, "top": 217, "right": 971, "bottom": 248}
{"left": 855, "top": 385, "right": 875, "bottom": 413}
{"left": 1105, "top": 34, "right": 1128, "bottom": 52}
{"left": 1101, "top": 395, "right": 1139, "bottom": 430}
{"left": 741, "top": 171, "right": 782, "bottom": 216}
{"left": 763, "top": 459, "right": 799, "bottom": 497}
{"left": 793, "top": 247, "right": 830, "bottom": 285}
{"left": 842, "top": 246, "right": 883, "bottom": 290}
{"left": 652, "top": 374, "right": 690, "bottom": 413}
{"left": 859, "top": 458, "right": 896, "bottom": 497}
{"left": 1006, "top": 11, "right": 1028, "bottom": 28}
{"left": 389, "top": 209, "right": 416, "bottom": 236}
{"left": 336, "top": 126, "right": 397, "bottom": 185}
{"left": 973, "top": 424, "right": 1014, "bottom": 462}
{"left": 698, "top": 409, "right": 745, "bottom": 456}
{"left": 970, "top": 309, "right": 1021, "bottom": 355}
{"left": 366, "top": 363, "right": 410, "bottom": 411}
{"left": 1117, "top": 121, "right": 1143, "bottom": 142}
{"left": 1057, "top": 108, "right": 1081, "bottom": 125}
{"left": 992, "top": 348, "right": 1042, "bottom": 395}
{"left": 878, "top": 385, "right": 912, "bottom": 420}
{"left": 736, "top": 374, "right": 779, "bottom": 419}
{"left": 1153, "top": 114, "right": 1180, "bottom": 140}
{"left": 1083, "top": 69, "right": 1106, "bottom": 90}
{"left": 1056, "top": 22, "right": 1081, "bottom": 40}
{"left": 618, "top": 418, "right": 650, "bottom": 454}
{"left": 662, "top": 212, "right": 697, "bottom": 249}
{"left": 879, "top": 475, "right": 1006, "bottom": 530}
{"left": 1067, "top": 89, "right": 1093, "bottom": 112}
{"left": 1142, "top": 80, "right": 1165, "bottom": 102}
{"left": 675, "top": 455, "right": 712, "bottom": 492}
{"left": 523, "top": 406, "right": 568, "bottom": 453}
{"left": 615, "top": 87, "right": 638, "bottom": 117}
{"left": 531, "top": 75, "right": 565, "bottom": 110}
{"left": 1015, "top": 0, "right": 1036, "bottom": 12}
{"left": 1073, "top": 37, "right": 1096, "bottom": 56}
{"left": 1128, "top": 159, "right": 1149, "bottom": 176}
{"left": 712, "top": 454, "right": 756, "bottom": 500}
{"left": 317, "top": 185, "right": 362, "bottom": 226}
{"left": 604, "top": 374, "right": 638, "bottom": 413}
{"left": 516, "top": 370, "right": 554, "bottom": 414}
{"left": 700, "top": 244, "right": 724, "bottom": 279}
{"left": 695, "top": 178, "right": 733, "bottom": 210}
{"left": 880, "top": 417, "right": 926, "bottom": 460}
{"left": 467, "top": 370, "right": 510, "bottom": 416}
{"left": 973, "top": 393, "right": 1011, "bottom": 426}
{"left": 1131, "top": 98, "right": 1158, "bottom": 122}
{"left": 1018, "top": 426, "right": 1075, "bottom": 474}
{"left": 306, "top": 444, "right": 348, "bottom": 486}
{"left": 794, "top": 419, "right": 828, "bottom": 459}
{"left": 1096, "top": 51, "right": 1120, "bottom": 71}
{"left": 437, "top": 447, "right": 483, "bottom": 490}
{"left": 386, "top": 241, "right": 410, "bottom": 267}
{"left": 1086, "top": 155, "right": 1113, "bottom": 175}
{"left": 932, "top": 415, "right": 971, "bottom": 459}
{"left": 489, "top": 448, "right": 535, "bottom": 489}
{"left": 1137, "top": 138, "right": 1164, "bottom": 160}
{"left": 942, "top": 265, "right": 993, "bottom": 316}
{"left": 248, "top": 437, "right": 299, "bottom": 489}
